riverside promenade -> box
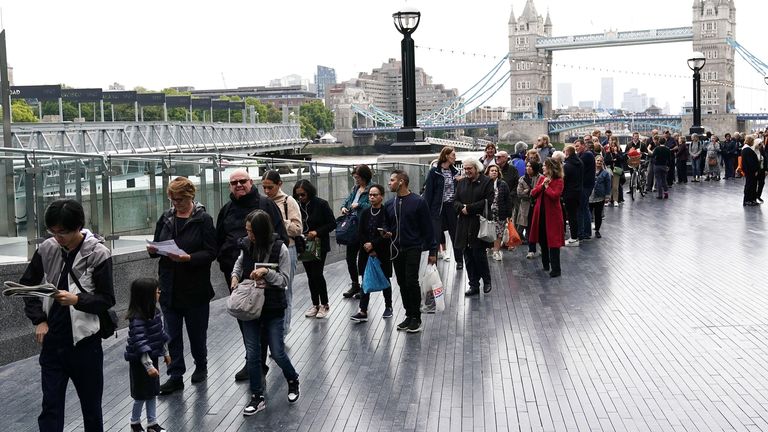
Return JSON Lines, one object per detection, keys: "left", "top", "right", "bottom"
{"left": 1, "top": 179, "right": 766, "bottom": 432}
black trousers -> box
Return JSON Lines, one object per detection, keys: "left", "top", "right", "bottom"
{"left": 392, "top": 247, "right": 422, "bottom": 321}
{"left": 676, "top": 160, "right": 688, "bottom": 183}
{"left": 162, "top": 303, "right": 209, "bottom": 378}
{"left": 432, "top": 201, "right": 463, "bottom": 264}
{"left": 589, "top": 202, "right": 604, "bottom": 232}
{"left": 724, "top": 155, "right": 736, "bottom": 178}
{"left": 758, "top": 170, "right": 766, "bottom": 200}
{"left": 667, "top": 160, "right": 676, "bottom": 186}
{"left": 39, "top": 336, "right": 104, "bottom": 432}
{"left": 744, "top": 172, "right": 758, "bottom": 204}
{"left": 303, "top": 253, "right": 329, "bottom": 305}
{"left": 563, "top": 195, "right": 579, "bottom": 241}
{"left": 345, "top": 241, "right": 361, "bottom": 289}
{"left": 464, "top": 245, "right": 491, "bottom": 288}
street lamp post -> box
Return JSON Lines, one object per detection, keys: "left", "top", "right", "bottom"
{"left": 390, "top": 6, "right": 428, "bottom": 153}
{"left": 687, "top": 51, "right": 706, "bottom": 135}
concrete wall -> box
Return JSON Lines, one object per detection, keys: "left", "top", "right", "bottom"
{"left": 498, "top": 120, "right": 549, "bottom": 145}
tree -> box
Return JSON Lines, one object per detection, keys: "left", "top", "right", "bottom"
{"left": 299, "top": 100, "right": 334, "bottom": 137}
{"left": 2, "top": 100, "right": 38, "bottom": 122}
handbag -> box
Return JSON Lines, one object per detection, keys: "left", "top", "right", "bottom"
{"left": 226, "top": 279, "right": 265, "bottom": 321}
{"left": 613, "top": 166, "right": 623, "bottom": 176}
{"left": 298, "top": 238, "right": 321, "bottom": 262}
{"left": 335, "top": 213, "right": 358, "bottom": 245}
{"left": 506, "top": 220, "right": 522, "bottom": 248}
{"left": 362, "top": 256, "right": 389, "bottom": 294}
{"left": 69, "top": 268, "right": 118, "bottom": 339}
{"left": 477, "top": 200, "right": 496, "bottom": 243}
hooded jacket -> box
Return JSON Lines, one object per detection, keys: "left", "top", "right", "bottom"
{"left": 152, "top": 202, "right": 217, "bottom": 309}
{"left": 422, "top": 163, "right": 459, "bottom": 218}
{"left": 22, "top": 229, "right": 115, "bottom": 345}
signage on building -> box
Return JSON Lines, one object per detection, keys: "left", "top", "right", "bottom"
{"left": 212, "top": 99, "right": 230, "bottom": 110}
{"left": 166, "top": 95, "right": 191, "bottom": 108}
{"left": 137, "top": 93, "right": 166, "bottom": 105}
{"left": 229, "top": 101, "right": 245, "bottom": 110}
{"left": 9, "top": 85, "right": 61, "bottom": 101}
{"left": 61, "top": 88, "right": 103, "bottom": 103}
{"left": 191, "top": 97, "right": 211, "bottom": 109}
{"left": 103, "top": 91, "right": 137, "bottom": 103}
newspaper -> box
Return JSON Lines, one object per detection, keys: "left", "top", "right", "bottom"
{"left": 146, "top": 239, "right": 187, "bottom": 257}
{"left": 3, "top": 281, "right": 58, "bottom": 298}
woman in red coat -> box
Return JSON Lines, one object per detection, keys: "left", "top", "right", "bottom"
{"left": 529, "top": 158, "right": 565, "bottom": 277}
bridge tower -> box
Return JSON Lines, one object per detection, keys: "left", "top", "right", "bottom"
{"left": 508, "top": 0, "right": 552, "bottom": 119}
{"left": 692, "top": 0, "right": 736, "bottom": 114}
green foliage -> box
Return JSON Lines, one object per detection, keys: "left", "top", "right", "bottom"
{"left": 298, "top": 100, "right": 334, "bottom": 138}
{"left": 3, "top": 100, "right": 39, "bottom": 122}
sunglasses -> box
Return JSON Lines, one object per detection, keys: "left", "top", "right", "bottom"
{"left": 229, "top": 179, "right": 250, "bottom": 186}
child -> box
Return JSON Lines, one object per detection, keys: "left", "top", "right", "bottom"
{"left": 124, "top": 278, "right": 170, "bottom": 432}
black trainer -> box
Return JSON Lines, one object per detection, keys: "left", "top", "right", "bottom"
{"left": 350, "top": 311, "right": 368, "bottom": 322}
{"left": 464, "top": 287, "right": 479, "bottom": 296}
{"left": 235, "top": 364, "right": 249, "bottom": 381}
{"left": 191, "top": 367, "right": 207, "bottom": 383}
{"left": 287, "top": 379, "right": 300, "bottom": 403}
{"left": 342, "top": 284, "right": 360, "bottom": 298}
{"left": 396, "top": 317, "right": 411, "bottom": 331}
{"left": 406, "top": 319, "right": 423, "bottom": 333}
{"left": 130, "top": 424, "right": 145, "bottom": 432}
{"left": 243, "top": 394, "right": 266, "bottom": 416}
{"left": 159, "top": 377, "right": 184, "bottom": 395}
{"left": 146, "top": 424, "right": 166, "bottom": 432}
{"left": 483, "top": 283, "right": 492, "bottom": 294}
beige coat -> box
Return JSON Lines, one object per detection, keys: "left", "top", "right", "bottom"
{"left": 515, "top": 174, "right": 541, "bottom": 227}
{"left": 271, "top": 189, "right": 302, "bottom": 246}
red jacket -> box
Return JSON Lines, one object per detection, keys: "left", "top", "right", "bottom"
{"left": 529, "top": 176, "right": 565, "bottom": 248}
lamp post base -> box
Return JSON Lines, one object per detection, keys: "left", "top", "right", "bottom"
{"left": 689, "top": 126, "right": 705, "bottom": 135}
{"left": 387, "top": 128, "right": 431, "bottom": 154}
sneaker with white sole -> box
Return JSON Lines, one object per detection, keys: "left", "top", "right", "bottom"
{"left": 525, "top": 252, "right": 536, "bottom": 259}
{"left": 287, "top": 379, "right": 300, "bottom": 403}
{"left": 304, "top": 305, "right": 318, "bottom": 318}
{"left": 382, "top": 307, "right": 393, "bottom": 318}
{"left": 243, "top": 394, "right": 266, "bottom": 416}
{"left": 492, "top": 251, "right": 503, "bottom": 261}
{"left": 565, "top": 239, "right": 580, "bottom": 247}
{"left": 315, "top": 305, "right": 330, "bottom": 319}
{"left": 349, "top": 311, "right": 368, "bottom": 322}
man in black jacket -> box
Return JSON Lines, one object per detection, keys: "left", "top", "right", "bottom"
{"left": 722, "top": 133, "right": 738, "bottom": 179}
{"left": 215, "top": 169, "right": 288, "bottom": 381}
{"left": 562, "top": 144, "right": 583, "bottom": 246}
{"left": 454, "top": 158, "right": 495, "bottom": 296}
{"left": 576, "top": 139, "right": 595, "bottom": 241}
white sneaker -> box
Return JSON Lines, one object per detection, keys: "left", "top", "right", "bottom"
{"left": 492, "top": 251, "right": 503, "bottom": 261}
{"left": 315, "top": 305, "right": 330, "bottom": 319}
{"left": 612, "top": 202, "right": 619, "bottom": 207}
{"left": 304, "top": 305, "right": 318, "bottom": 318}
{"left": 565, "top": 239, "right": 580, "bottom": 247}
{"left": 525, "top": 252, "right": 535, "bottom": 259}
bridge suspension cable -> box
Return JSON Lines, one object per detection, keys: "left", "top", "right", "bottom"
{"left": 726, "top": 38, "right": 768, "bottom": 80}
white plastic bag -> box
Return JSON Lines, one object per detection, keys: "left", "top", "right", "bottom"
{"left": 422, "top": 264, "right": 445, "bottom": 312}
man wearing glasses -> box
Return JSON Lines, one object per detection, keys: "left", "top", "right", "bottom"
{"left": 21, "top": 199, "right": 115, "bottom": 431}
{"left": 215, "top": 169, "right": 288, "bottom": 382}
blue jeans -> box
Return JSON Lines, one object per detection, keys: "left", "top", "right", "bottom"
{"left": 242, "top": 313, "right": 299, "bottom": 396}
{"left": 578, "top": 188, "right": 592, "bottom": 239}
{"left": 131, "top": 398, "right": 157, "bottom": 425}
{"left": 692, "top": 157, "right": 702, "bottom": 177}
{"left": 285, "top": 245, "right": 297, "bottom": 333}
{"left": 162, "top": 303, "right": 210, "bottom": 378}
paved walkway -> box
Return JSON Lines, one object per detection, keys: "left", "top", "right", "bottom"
{"left": 1, "top": 179, "right": 766, "bottom": 431}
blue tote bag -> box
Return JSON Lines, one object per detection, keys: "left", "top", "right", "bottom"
{"left": 362, "top": 256, "right": 389, "bottom": 294}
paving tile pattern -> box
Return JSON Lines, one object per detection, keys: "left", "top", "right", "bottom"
{"left": 0, "top": 180, "right": 766, "bottom": 431}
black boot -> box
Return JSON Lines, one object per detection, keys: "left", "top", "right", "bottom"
{"left": 342, "top": 283, "right": 361, "bottom": 299}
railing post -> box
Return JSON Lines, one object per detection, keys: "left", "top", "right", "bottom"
{"left": 212, "top": 155, "right": 223, "bottom": 223}
{"left": 88, "top": 158, "right": 100, "bottom": 234}
{"left": 147, "top": 161, "right": 159, "bottom": 226}
{"left": 101, "top": 157, "right": 114, "bottom": 248}
{"left": 24, "top": 154, "right": 40, "bottom": 259}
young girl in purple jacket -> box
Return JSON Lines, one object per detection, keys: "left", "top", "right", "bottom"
{"left": 125, "top": 278, "right": 170, "bottom": 432}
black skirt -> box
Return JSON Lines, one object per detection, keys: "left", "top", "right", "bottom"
{"left": 129, "top": 358, "right": 160, "bottom": 400}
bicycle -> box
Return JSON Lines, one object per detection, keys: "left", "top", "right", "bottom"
{"left": 627, "top": 156, "right": 648, "bottom": 200}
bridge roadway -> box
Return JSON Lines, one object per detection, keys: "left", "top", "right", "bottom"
{"left": 1, "top": 122, "right": 306, "bottom": 155}
{"left": 1, "top": 180, "right": 767, "bottom": 431}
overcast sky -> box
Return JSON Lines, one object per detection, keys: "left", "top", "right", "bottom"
{"left": 3, "top": 0, "right": 766, "bottom": 114}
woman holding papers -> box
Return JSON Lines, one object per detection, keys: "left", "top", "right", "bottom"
{"left": 146, "top": 177, "right": 217, "bottom": 395}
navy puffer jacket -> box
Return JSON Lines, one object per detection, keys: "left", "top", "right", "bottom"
{"left": 124, "top": 311, "right": 169, "bottom": 362}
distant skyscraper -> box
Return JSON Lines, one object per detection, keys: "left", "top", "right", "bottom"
{"left": 315, "top": 65, "right": 337, "bottom": 99}
{"left": 600, "top": 77, "right": 614, "bottom": 110}
{"left": 557, "top": 82, "right": 573, "bottom": 108}
{"left": 621, "top": 88, "right": 648, "bottom": 113}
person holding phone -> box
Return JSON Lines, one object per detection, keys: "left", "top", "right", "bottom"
{"left": 350, "top": 184, "right": 394, "bottom": 322}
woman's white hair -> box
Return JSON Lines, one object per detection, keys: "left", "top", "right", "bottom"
{"left": 462, "top": 157, "right": 484, "bottom": 172}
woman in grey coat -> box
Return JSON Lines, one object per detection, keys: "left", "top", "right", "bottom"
{"left": 517, "top": 161, "right": 542, "bottom": 259}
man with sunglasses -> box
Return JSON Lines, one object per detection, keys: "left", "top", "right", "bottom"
{"left": 215, "top": 169, "right": 288, "bottom": 382}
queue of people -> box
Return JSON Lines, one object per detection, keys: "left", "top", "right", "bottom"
{"left": 17, "top": 129, "right": 766, "bottom": 430}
